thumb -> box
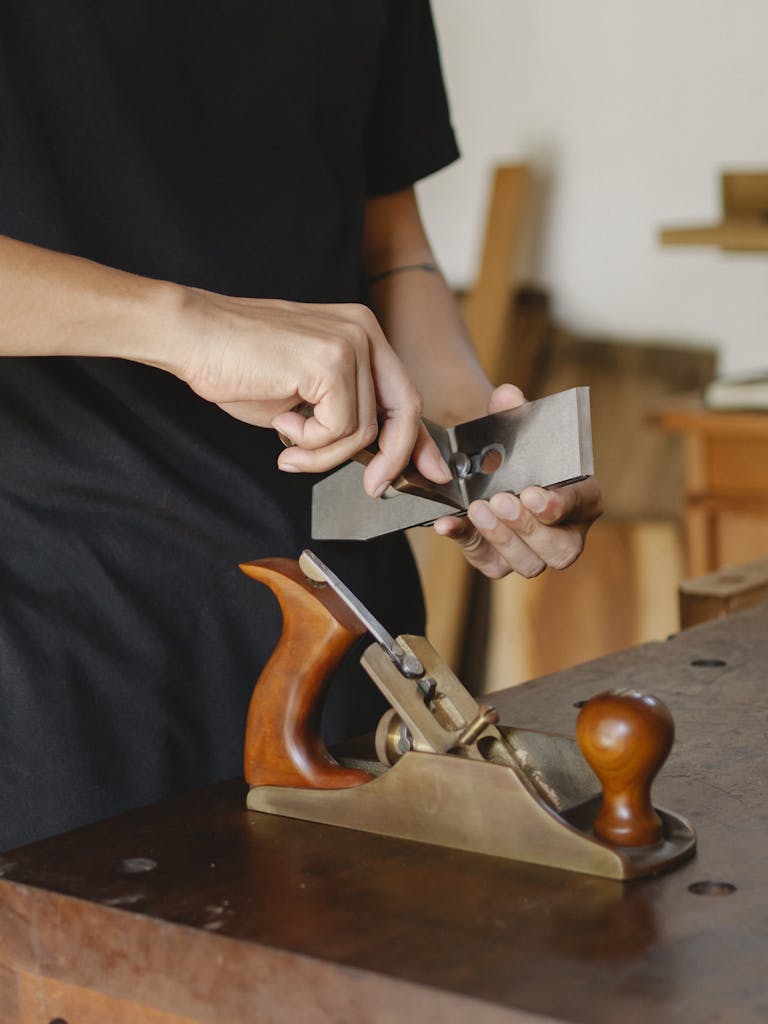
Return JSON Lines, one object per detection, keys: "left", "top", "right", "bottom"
{"left": 488, "top": 383, "right": 526, "bottom": 414}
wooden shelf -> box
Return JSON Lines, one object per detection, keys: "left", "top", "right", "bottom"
{"left": 658, "top": 171, "right": 768, "bottom": 251}
{"left": 659, "top": 217, "right": 768, "bottom": 251}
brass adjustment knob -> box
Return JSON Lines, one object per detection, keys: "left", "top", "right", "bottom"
{"left": 576, "top": 689, "right": 674, "bottom": 847}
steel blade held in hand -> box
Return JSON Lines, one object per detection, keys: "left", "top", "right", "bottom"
{"left": 311, "top": 386, "right": 593, "bottom": 541}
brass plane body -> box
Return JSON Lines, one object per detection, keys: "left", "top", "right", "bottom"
{"left": 246, "top": 746, "right": 695, "bottom": 881}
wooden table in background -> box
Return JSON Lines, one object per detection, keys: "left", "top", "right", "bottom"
{"left": 1, "top": 607, "right": 768, "bottom": 1024}
{"left": 653, "top": 398, "right": 768, "bottom": 575}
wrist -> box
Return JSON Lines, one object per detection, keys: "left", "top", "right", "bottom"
{"left": 126, "top": 277, "right": 198, "bottom": 377}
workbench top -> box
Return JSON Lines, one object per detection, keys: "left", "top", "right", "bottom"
{"left": 1, "top": 606, "right": 767, "bottom": 1023}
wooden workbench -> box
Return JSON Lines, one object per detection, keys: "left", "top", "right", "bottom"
{"left": 1, "top": 607, "right": 767, "bottom": 1024}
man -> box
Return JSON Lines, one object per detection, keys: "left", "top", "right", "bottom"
{"left": 0, "top": 2, "right": 601, "bottom": 850}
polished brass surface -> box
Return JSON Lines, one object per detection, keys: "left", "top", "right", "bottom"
{"left": 247, "top": 745, "right": 695, "bottom": 880}
{"left": 362, "top": 635, "right": 517, "bottom": 768}
{"left": 458, "top": 705, "right": 500, "bottom": 746}
{"left": 374, "top": 708, "right": 412, "bottom": 766}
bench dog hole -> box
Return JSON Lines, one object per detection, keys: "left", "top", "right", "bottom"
{"left": 688, "top": 880, "right": 737, "bottom": 896}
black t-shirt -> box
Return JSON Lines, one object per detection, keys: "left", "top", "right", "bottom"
{"left": 0, "top": 1, "right": 458, "bottom": 850}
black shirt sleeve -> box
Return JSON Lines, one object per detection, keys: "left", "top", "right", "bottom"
{"left": 364, "top": 0, "right": 460, "bottom": 197}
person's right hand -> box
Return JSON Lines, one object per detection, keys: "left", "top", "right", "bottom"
{"left": 170, "top": 290, "right": 451, "bottom": 497}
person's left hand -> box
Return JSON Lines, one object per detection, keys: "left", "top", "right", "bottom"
{"left": 432, "top": 384, "right": 604, "bottom": 579}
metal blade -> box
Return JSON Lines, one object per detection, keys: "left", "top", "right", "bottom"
{"left": 311, "top": 387, "right": 593, "bottom": 541}
{"left": 298, "top": 550, "right": 424, "bottom": 678}
{"left": 452, "top": 386, "right": 593, "bottom": 503}
{"left": 311, "top": 465, "right": 461, "bottom": 540}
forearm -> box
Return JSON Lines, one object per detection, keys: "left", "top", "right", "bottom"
{"left": 0, "top": 234, "right": 181, "bottom": 368}
{"left": 0, "top": 233, "right": 446, "bottom": 491}
{"left": 364, "top": 188, "right": 492, "bottom": 425}
{"left": 367, "top": 264, "right": 492, "bottom": 425}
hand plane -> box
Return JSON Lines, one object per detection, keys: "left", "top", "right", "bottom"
{"left": 311, "top": 386, "right": 593, "bottom": 540}
{"left": 240, "top": 552, "right": 696, "bottom": 880}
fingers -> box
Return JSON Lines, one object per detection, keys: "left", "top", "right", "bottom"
{"left": 487, "top": 382, "right": 526, "bottom": 414}
{"left": 364, "top": 378, "right": 528, "bottom": 496}
{"left": 181, "top": 293, "right": 390, "bottom": 476}
{"left": 270, "top": 305, "right": 405, "bottom": 481}
{"left": 311, "top": 319, "right": 378, "bottom": 455}
{"left": 364, "top": 418, "right": 452, "bottom": 497}
{"left": 519, "top": 477, "right": 604, "bottom": 527}
{"left": 356, "top": 309, "right": 441, "bottom": 496}
{"left": 484, "top": 493, "right": 586, "bottom": 572}
{"left": 271, "top": 301, "right": 442, "bottom": 494}
{"left": 435, "top": 476, "right": 604, "bottom": 580}
{"left": 432, "top": 379, "right": 603, "bottom": 581}
{"left": 273, "top": 315, "right": 378, "bottom": 468}
{"left": 183, "top": 292, "right": 537, "bottom": 495}
{"left": 408, "top": 422, "right": 453, "bottom": 484}
{"left": 434, "top": 512, "right": 545, "bottom": 580}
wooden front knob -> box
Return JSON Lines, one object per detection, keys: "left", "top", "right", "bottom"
{"left": 576, "top": 689, "right": 674, "bottom": 847}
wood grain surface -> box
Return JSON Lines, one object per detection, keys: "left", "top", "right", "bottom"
{"left": 576, "top": 691, "right": 674, "bottom": 846}
{"left": 239, "top": 558, "right": 370, "bottom": 790}
{"left": 1, "top": 606, "right": 767, "bottom": 1023}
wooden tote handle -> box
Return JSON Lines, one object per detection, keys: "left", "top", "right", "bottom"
{"left": 239, "top": 558, "right": 373, "bottom": 789}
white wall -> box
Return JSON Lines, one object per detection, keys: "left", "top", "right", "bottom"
{"left": 419, "top": 0, "right": 768, "bottom": 374}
